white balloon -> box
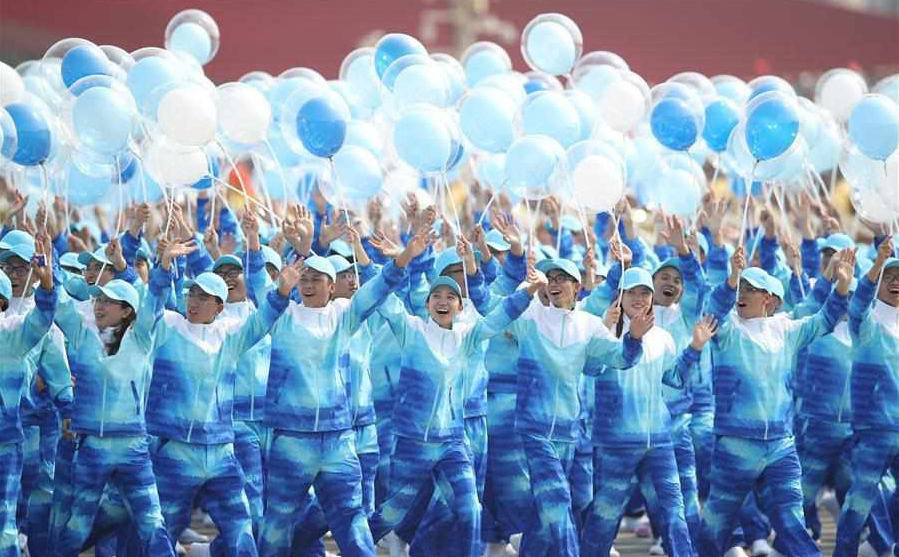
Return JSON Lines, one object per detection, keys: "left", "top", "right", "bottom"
{"left": 216, "top": 82, "right": 272, "bottom": 145}
{"left": 145, "top": 139, "right": 208, "bottom": 185}
{"left": 157, "top": 86, "right": 217, "bottom": 146}
{"left": 571, "top": 155, "right": 625, "bottom": 212}
{"left": 815, "top": 69, "right": 867, "bottom": 122}
{"left": 0, "top": 62, "right": 25, "bottom": 105}
{"left": 597, "top": 78, "right": 647, "bottom": 133}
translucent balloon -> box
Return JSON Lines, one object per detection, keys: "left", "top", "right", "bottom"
{"left": 475, "top": 153, "right": 506, "bottom": 191}
{"left": 392, "top": 105, "right": 454, "bottom": 174}
{"left": 42, "top": 38, "right": 94, "bottom": 88}
{"left": 344, "top": 120, "right": 384, "bottom": 158}
{"left": 519, "top": 91, "right": 581, "bottom": 148}
{"left": 848, "top": 94, "right": 899, "bottom": 161}
{"left": 381, "top": 55, "right": 449, "bottom": 112}
{"left": 461, "top": 42, "right": 512, "bottom": 87}
{"left": 65, "top": 159, "right": 113, "bottom": 206}
{"left": 99, "top": 45, "right": 134, "bottom": 81}
{"left": 430, "top": 53, "right": 467, "bottom": 106}
{"left": 60, "top": 43, "right": 112, "bottom": 89}
{"left": 0, "top": 62, "right": 25, "bottom": 105}
{"left": 523, "top": 71, "right": 563, "bottom": 94}
{"left": 747, "top": 75, "right": 795, "bottom": 102}
{"left": 649, "top": 82, "right": 705, "bottom": 151}
{"left": 566, "top": 140, "right": 627, "bottom": 212}
{"left": 591, "top": 69, "right": 650, "bottom": 133}
{"left": 239, "top": 71, "right": 276, "bottom": 94}
{"left": 574, "top": 51, "right": 629, "bottom": 73}
{"left": 564, "top": 89, "right": 598, "bottom": 142}
{"left": 330, "top": 145, "right": 383, "bottom": 202}
{"left": 520, "top": 13, "right": 583, "bottom": 76}
{"left": 459, "top": 87, "right": 516, "bottom": 153}
{"left": 0, "top": 107, "right": 18, "bottom": 163}
{"left": 744, "top": 91, "right": 800, "bottom": 161}
{"left": 374, "top": 34, "right": 428, "bottom": 79}
{"left": 815, "top": 68, "right": 867, "bottom": 122}
{"left": 126, "top": 52, "right": 184, "bottom": 113}
{"left": 156, "top": 83, "right": 217, "bottom": 146}
{"left": 669, "top": 71, "right": 717, "bottom": 102}
{"left": 478, "top": 73, "right": 527, "bottom": 107}
{"left": 339, "top": 48, "right": 382, "bottom": 110}
{"left": 165, "top": 9, "right": 220, "bottom": 65}
{"left": 144, "top": 138, "right": 209, "bottom": 185}
{"left": 216, "top": 82, "right": 272, "bottom": 146}
{"left": 702, "top": 97, "right": 741, "bottom": 152}
{"left": 873, "top": 74, "right": 899, "bottom": 105}
{"left": 711, "top": 75, "right": 751, "bottom": 105}
{"left": 504, "top": 135, "right": 566, "bottom": 200}
{"left": 653, "top": 165, "right": 703, "bottom": 217}
{"left": 808, "top": 116, "right": 842, "bottom": 173}
{"left": 843, "top": 149, "right": 899, "bottom": 223}
{"left": 270, "top": 74, "right": 328, "bottom": 127}
{"left": 65, "top": 75, "right": 137, "bottom": 157}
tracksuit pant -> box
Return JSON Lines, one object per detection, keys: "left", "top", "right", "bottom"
{"left": 233, "top": 420, "right": 265, "bottom": 538}
{"left": 483, "top": 392, "right": 530, "bottom": 544}
{"left": 570, "top": 418, "right": 594, "bottom": 534}
{"left": 582, "top": 443, "right": 693, "bottom": 557}
{"left": 355, "top": 423, "right": 380, "bottom": 517}
{"left": 18, "top": 413, "right": 59, "bottom": 556}
{"left": 0, "top": 443, "right": 23, "bottom": 557}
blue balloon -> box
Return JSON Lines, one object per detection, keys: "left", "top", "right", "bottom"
{"left": 849, "top": 94, "right": 899, "bottom": 161}
{"left": 126, "top": 56, "right": 182, "bottom": 111}
{"left": 747, "top": 76, "right": 794, "bottom": 102}
{"left": 0, "top": 108, "right": 17, "bottom": 161}
{"left": 192, "top": 154, "right": 220, "bottom": 189}
{"left": 464, "top": 47, "right": 509, "bottom": 87}
{"left": 332, "top": 145, "right": 382, "bottom": 201}
{"left": 703, "top": 98, "right": 741, "bottom": 152}
{"left": 730, "top": 175, "right": 763, "bottom": 198}
{"left": 72, "top": 86, "right": 134, "bottom": 155}
{"left": 459, "top": 88, "right": 515, "bottom": 153}
{"left": 296, "top": 96, "right": 348, "bottom": 158}
{"left": 116, "top": 154, "right": 138, "bottom": 183}
{"left": 524, "top": 77, "right": 553, "bottom": 95}
{"left": 66, "top": 163, "right": 112, "bottom": 206}
{"left": 393, "top": 106, "right": 452, "bottom": 173}
{"left": 5, "top": 103, "right": 51, "bottom": 166}
{"left": 61, "top": 44, "right": 111, "bottom": 89}
{"left": 504, "top": 135, "right": 564, "bottom": 199}
{"left": 374, "top": 34, "right": 427, "bottom": 79}
{"left": 745, "top": 95, "right": 800, "bottom": 161}
{"left": 521, "top": 92, "right": 581, "bottom": 148}
{"left": 169, "top": 22, "right": 212, "bottom": 64}
{"left": 128, "top": 171, "right": 165, "bottom": 203}
{"left": 650, "top": 97, "right": 699, "bottom": 151}
{"left": 267, "top": 125, "right": 304, "bottom": 167}
{"left": 475, "top": 154, "right": 505, "bottom": 190}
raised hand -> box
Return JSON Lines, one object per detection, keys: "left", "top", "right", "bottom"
{"left": 32, "top": 233, "right": 54, "bottom": 290}
{"left": 667, "top": 215, "right": 688, "bottom": 255}
{"left": 868, "top": 235, "right": 895, "bottom": 282}
{"left": 241, "top": 210, "right": 260, "bottom": 250}
{"left": 782, "top": 237, "right": 802, "bottom": 277}
{"left": 759, "top": 208, "right": 776, "bottom": 239}
{"left": 729, "top": 246, "right": 746, "bottom": 289}
{"left": 396, "top": 229, "right": 438, "bottom": 267}
{"left": 609, "top": 238, "right": 632, "bottom": 268}
{"left": 161, "top": 240, "right": 198, "bottom": 271}
{"left": 105, "top": 237, "right": 127, "bottom": 271}
{"left": 582, "top": 248, "right": 597, "bottom": 292}
{"left": 417, "top": 205, "right": 438, "bottom": 235}
{"left": 543, "top": 196, "right": 561, "bottom": 230}
{"left": 525, "top": 264, "right": 548, "bottom": 296}
{"left": 629, "top": 309, "right": 655, "bottom": 339}
{"left": 690, "top": 315, "right": 719, "bottom": 350}
{"left": 277, "top": 259, "right": 304, "bottom": 297}
{"left": 401, "top": 192, "right": 420, "bottom": 228}
{"left": 471, "top": 225, "right": 491, "bottom": 263}
{"left": 832, "top": 248, "right": 856, "bottom": 295}
{"left": 369, "top": 231, "right": 402, "bottom": 259}
{"left": 319, "top": 209, "right": 349, "bottom": 248}
{"left": 346, "top": 226, "right": 371, "bottom": 266}
{"left": 603, "top": 296, "right": 622, "bottom": 330}
{"left": 203, "top": 227, "right": 221, "bottom": 260}
{"left": 490, "top": 212, "right": 523, "bottom": 255}
{"left": 456, "top": 235, "right": 477, "bottom": 277}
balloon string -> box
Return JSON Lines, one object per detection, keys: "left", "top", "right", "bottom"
{"left": 327, "top": 156, "right": 360, "bottom": 287}
{"left": 443, "top": 173, "right": 470, "bottom": 300}
{"left": 477, "top": 191, "right": 496, "bottom": 227}
{"left": 250, "top": 152, "right": 277, "bottom": 226}
{"left": 216, "top": 140, "right": 252, "bottom": 215}
{"left": 803, "top": 166, "right": 823, "bottom": 207}
{"left": 263, "top": 139, "right": 290, "bottom": 217}
{"left": 829, "top": 165, "right": 838, "bottom": 195}
{"left": 772, "top": 184, "right": 805, "bottom": 299}
{"left": 22, "top": 165, "right": 50, "bottom": 296}
{"left": 736, "top": 163, "right": 757, "bottom": 303}
{"left": 710, "top": 155, "right": 721, "bottom": 190}
{"left": 208, "top": 176, "right": 283, "bottom": 225}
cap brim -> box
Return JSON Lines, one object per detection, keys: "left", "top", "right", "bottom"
{"left": 0, "top": 246, "right": 35, "bottom": 262}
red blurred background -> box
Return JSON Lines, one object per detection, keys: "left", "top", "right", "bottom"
{"left": 2, "top": 0, "right": 898, "bottom": 87}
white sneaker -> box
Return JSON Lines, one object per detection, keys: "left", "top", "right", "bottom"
{"left": 179, "top": 527, "right": 210, "bottom": 544}
{"left": 858, "top": 540, "right": 892, "bottom": 557}
{"left": 18, "top": 533, "right": 29, "bottom": 557}
{"left": 509, "top": 533, "right": 522, "bottom": 552}
{"left": 767, "top": 549, "right": 786, "bottom": 557}
{"left": 620, "top": 514, "right": 649, "bottom": 533}
{"left": 610, "top": 546, "right": 621, "bottom": 557}
{"left": 384, "top": 531, "right": 410, "bottom": 557}
{"left": 818, "top": 488, "right": 842, "bottom": 522}
{"left": 724, "top": 546, "right": 750, "bottom": 557}
{"left": 188, "top": 542, "right": 212, "bottom": 557}
{"left": 484, "top": 542, "right": 517, "bottom": 557}
{"left": 750, "top": 538, "right": 772, "bottom": 557}
{"left": 175, "top": 542, "right": 187, "bottom": 556}
{"left": 649, "top": 536, "right": 666, "bottom": 555}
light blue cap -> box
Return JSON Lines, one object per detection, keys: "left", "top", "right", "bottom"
{"left": 429, "top": 276, "right": 462, "bottom": 298}
{"left": 819, "top": 233, "right": 854, "bottom": 252}
{"left": 328, "top": 239, "right": 354, "bottom": 259}
{"left": 560, "top": 214, "right": 583, "bottom": 231}
{"left": 542, "top": 258, "right": 581, "bottom": 282}
{"left": 262, "top": 245, "right": 282, "bottom": 271}
{"left": 89, "top": 279, "right": 140, "bottom": 311}
{"left": 741, "top": 267, "right": 783, "bottom": 298}
{"left": 621, "top": 267, "right": 654, "bottom": 292}
{"left": 535, "top": 259, "right": 554, "bottom": 274}
{"left": 327, "top": 254, "right": 352, "bottom": 275}
{"left": 0, "top": 230, "right": 35, "bottom": 262}
{"left": 135, "top": 238, "right": 152, "bottom": 262}
{"left": 304, "top": 255, "right": 336, "bottom": 281}
{"left": 0, "top": 269, "right": 11, "bottom": 300}
{"left": 884, "top": 257, "right": 899, "bottom": 270}
{"left": 60, "top": 252, "right": 86, "bottom": 271}
{"left": 192, "top": 272, "right": 229, "bottom": 302}
{"left": 213, "top": 254, "right": 244, "bottom": 271}
{"left": 78, "top": 245, "right": 112, "bottom": 266}
{"left": 484, "top": 229, "right": 511, "bottom": 251}
{"left": 654, "top": 257, "right": 682, "bottom": 275}
{"left": 434, "top": 248, "right": 463, "bottom": 277}
{"left": 539, "top": 244, "right": 559, "bottom": 260}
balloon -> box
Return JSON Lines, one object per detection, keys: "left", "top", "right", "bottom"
{"left": 712, "top": 75, "right": 751, "bottom": 105}
{"left": 340, "top": 48, "right": 382, "bottom": 109}
{"left": 843, "top": 150, "right": 899, "bottom": 223}
{"left": 521, "top": 13, "right": 582, "bottom": 76}
{"left": 475, "top": 154, "right": 506, "bottom": 191}
{"left": 392, "top": 105, "right": 453, "bottom": 174}
{"left": 268, "top": 125, "right": 304, "bottom": 167}
{"left": 64, "top": 161, "right": 112, "bottom": 206}
{"left": 848, "top": 94, "right": 899, "bottom": 161}
{"left": 808, "top": 117, "right": 842, "bottom": 173}
{"left": 70, "top": 80, "right": 136, "bottom": 156}
{"left": 192, "top": 153, "right": 219, "bottom": 190}
{"left": 649, "top": 83, "right": 704, "bottom": 151}
{"left": 296, "top": 93, "right": 350, "bottom": 158}
{"left": 744, "top": 92, "right": 800, "bottom": 161}
{"left": 145, "top": 139, "right": 208, "bottom": 185}
{"left": 270, "top": 75, "right": 327, "bottom": 127}
{"left": 383, "top": 57, "right": 449, "bottom": 110}
{"left": 703, "top": 97, "right": 741, "bottom": 152}
{"left": 747, "top": 75, "right": 795, "bottom": 102}
{"left": 573, "top": 64, "right": 620, "bottom": 100}
{"left": 520, "top": 91, "right": 581, "bottom": 148}
{"left": 126, "top": 55, "right": 183, "bottom": 112}
{"left": 60, "top": 44, "right": 111, "bottom": 88}
{"left": 0, "top": 62, "right": 25, "bottom": 105}
{"left": 574, "top": 51, "right": 629, "bottom": 74}
{"left": 461, "top": 42, "right": 511, "bottom": 87}
{"left": 479, "top": 73, "right": 527, "bottom": 107}
{"left": 523, "top": 72, "right": 562, "bottom": 94}
{"left": 669, "top": 71, "right": 717, "bottom": 102}
{"left": 239, "top": 71, "right": 275, "bottom": 93}
{"left": 564, "top": 89, "right": 598, "bottom": 142}
{"left": 331, "top": 145, "right": 383, "bottom": 201}
{"left": 504, "top": 135, "right": 565, "bottom": 200}
{"left": 165, "top": 9, "right": 220, "bottom": 65}
{"left": 5, "top": 103, "right": 51, "bottom": 166}
{"left": 430, "top": 53, "right": 466, "bottom": 105}
{"left": 815, "top": 68, "right": 867, "bottom": 122}
{"left": 100, "top": 45, "right": 134, "bottom": 80}
{"left": 567, "top": 142, "right": 627, "bottom": 212}
{"left": 157, "top": 84, "right": 217, "bottom": 146}
{"left": 592, "top": 70, "right": 650, "bottom": 133}
{"left": 374, "top": 34, "right": 427, "bottom": 79}
{"left": 873, "top": 74, "right": 899, "bottom": 105}
{"left": 1, "top": 107, "right": 19, "bottom": 163}
{"left": 216, "top": 82, "right": 272, "bottom": 145}
{"left": 344, "top": 120, "right": 384, "bottom": 158}
{"left": 459, "top": 87, "right": 515, "bottom": 153}
{"left": 654, "top": 166, "right": 702, "bottom": 217}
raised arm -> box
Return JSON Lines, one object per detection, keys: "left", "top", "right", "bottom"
{"left": 850, "top": 236, "right": 893, "bottom": 338}
{"left": 662, "top": 315, "right": 717, "bottom": 388}
{"left": 790, "top": 248, "right": 853, "bottom": 348}
{"left": 466, "top": 271, "right": 543, "bottom": 348}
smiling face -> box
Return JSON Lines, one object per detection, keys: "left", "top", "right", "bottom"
{"left": 214, "top": 264, "right": 246, "bottom": 303}
{"left": 622, "top": 286, "right": 653, "bottom": 319}
{"left": 83, "top": 260, "right": 115, "bottom": 287}
{"left": 546, "top": 270, "right": 578, "bottom": 309}
{"left": 653, "top": 267, "right": 683, "bottom": 307}
{"left": 299, "top": 268, "right": 334, "bottom": 308}
{"left": 334, "top": 269, "right": 358, "bottom": 299}
{"left": 428, "top": 285, "right": 463, "bottom": 328}
{"left": 737, "top": 280, "right": 777, "bottom": 319}
{"left": 1, "top": 256, "right": 35, "bottom": 297}
{"left": 93, "top": 295, "right": 134, "bottom": 329}
{"left": 186, "top": 285, "right": 224, "bottom": 324}
{"left": 879, "top": 267, "right": 899, "bottom": 307}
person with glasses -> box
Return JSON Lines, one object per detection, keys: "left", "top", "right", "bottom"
{"left": 0, "top": 234, "right": 56, "bottom": 557}
{"left": 696, "top": 246, "right": 854, "bottom": 557}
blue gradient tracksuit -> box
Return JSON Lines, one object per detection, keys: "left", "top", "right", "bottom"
{"left": 0, "top": 287, "right": 56, "bottom": 557}
{"left": 697, "top": 276, "right": 848, "bottom": 557}
{"left": 146, "top": 266, "right": 289, "bottom": 557}
{"left": 49, "top": 292, "right": 173, "bottom": 557}
{"left": 833, "top": 277, "right": 899, "bottom": 557}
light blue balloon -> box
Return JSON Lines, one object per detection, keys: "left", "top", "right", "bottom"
{"left": 703, "top": 97, "right": 741, "bottom": 152}
{"left": 169, "top": 22, "right": 212, "bottom": 64}
{"left": 465, "top": 48, "right": 509, "bottom": 87}
{"left": 333, "top": 145, "right": 382, "bottom": 201}
{"left": 521, "top": 91, "right": 581, "bottom": 148}
{"left": 459, "top": 87, "right": 515, "bottom": 153}
{"left": 344, "top": 120, "right": 383, "bottom": 158}
{"left": 344, "top": 53, "right": 381, "bottom": 109}
{"left": 268, "top": 78, "right": 320, "bottom": 122}
{"left": 848, "top": 94, "right": 899, "bottom": 161}
{"left": 747, "top": 75, "right": 795, "bottom": 102}
{"left": 476, "top": 154, "right": 505, "bottom": 190}
{"left": 574, "top": 65, "right": 620, "bottom": 100}
{"left": 267, "top": 125, "right": 304, "bottom": 167}
{"left": 126, "top": 57, "right": 182, "bottom": 112}
{"left": 655, "top": 168, "right": 702, "bottom": 217}
{"left": 128, "top": 171, "right": 165, "bottom": 203}
{"left": 73, "top": 86, "right": 134, "bottom": 155}
{"left": 393, "top": 106, "right": 452, "bottom": 173}
{"left": 504, "top": 135, "right": 564, "bottom": 199}
{"left": 524, "top": 21, "right": 577, "bottom": 76}
{"left": 564, "top": 90, "right": 597, "bottom": 141}
{"left": 374, "top": 34, "right": 427, "bottom": 79}
{"left": 392, "top": 63, "right": 449, "bottom": 108}
{"left": 808, "top": 121, "right": 841, "bottom": 172}
{"left": 66, "top": 163, "right": 112, "bottom": 206}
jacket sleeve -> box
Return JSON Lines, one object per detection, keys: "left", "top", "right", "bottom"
{"left": 584, "top": 328, "right": 643, "bottom": 372}
{"left": 3, "top": 286, "right": 57, "bottom": 359}
{"left": 705, "top": 280, "right": 736, "bottom": 344}
{"left": 228, "top": 289, "right": 290, "bottom": 357}
{"left": 849, "top": 276, "right": 877, "bottom": 341}
{"left": 789, "top": 290, "right": 849, "bottom": 349}
{"left": 53, "top": 290, "right": 85, "bottom": 347}
{"left": 679, "top": 252, "right": 705, "bottom": 322}
{"left": 245, "top": 248, "right": 274, "bottom": 306}
{"left": 343, "top": 261, "right": 408, "bottom": 336}
{"left": 800, "top": 237, "right": 820, "bottom": 279}
{"left": 375, "top": 294, "right": 411, "bottom": 348}
{"left": 466, "top": 290, "right": 532, "bottom": 348}
{"left": 661, "top": 346, "right": 702, "bottom": 389}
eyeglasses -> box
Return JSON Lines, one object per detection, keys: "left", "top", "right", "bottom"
{"left": 85, "top": 262, "right": 107, "bottom": 273}
{"left": 214, "top": 269, "right": 242, "bottom": 280}
{"left": 93, "top": 295, "right": 126, "bottom": 307}
{"left": 740, "top": 282, "right": 766, "bottom": 295}
{"left": 1, "top": 262, "right": 30, "bottom": 276}
{"left": 546, "top": 273, "right": 575, "bottom": 285}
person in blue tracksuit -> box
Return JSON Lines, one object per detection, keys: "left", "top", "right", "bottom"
{"left": 145, "top": 225, "right": 297, "bottom": 557}
{"left": 511, "top": 258, "right": 646, "bottom": 557}
{"left": 696, "top": 245, "right": 854, "bottom": 557}
{"left": 833, "top": 238, "right": 899, "bottom": 557}
{"left": 581, "top": 267, "right": 716, "bottom": 557}
{"left": 368, "top": 263, "right": 544, "bottom": 557}
{"left": 0, "top": 237, "right": 56, "bottom": 557}
{"left": 255, "top": 225, "right": 425, "bottom": 557}
{"left": 49, "top": 278, "right": 174, "bottom": 557}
